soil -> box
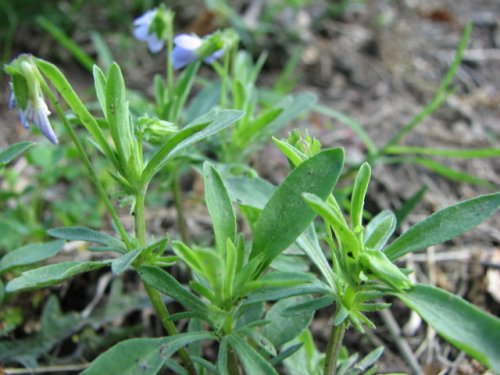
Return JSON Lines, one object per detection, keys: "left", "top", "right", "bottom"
{"left": 1, "top": 0, "right": 499, "bottom": 374}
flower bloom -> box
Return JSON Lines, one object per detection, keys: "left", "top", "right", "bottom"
{"left": 9, "top": 92, "right": 58, "bottom": 144}
{"left": 171, "top": 34, "right": 223, "bottom": 70}
{"left": 133, "top": 10, "right": 164, "bottom": 53}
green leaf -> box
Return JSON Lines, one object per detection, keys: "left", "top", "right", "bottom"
{"left": 81, "top": 332, "right": 215, "bottom": 375}
{"left": 225, "top": 176, "right": 275, "bottom": 210}
{"left": 385, "top": 145, "right": 500, "bottom": 158}
{"left": 384, "top": 193, "right": 500, "bottom": 260}
{"left": 48, "top": 226, "right": 126, "bottom": 253}
{"left": 35, "top": 59, "right": 115, "bottom": 164}
{"left": 93, "top": 65, "right": 107, "bottom": 115}
{"left": 396, "top": 284, "right": 500, "bottom": 372}
{"left": 0, "top": 240, "right": 65, "bottom": 274}
{"left": 217, "top": 338, "right": 230, "bottom": 375}
{"left": 138, "top": 266, "right": 207, "bottom": 313}
{"left": 263, "top": 296, "right": 314, "bottom": 348}
{"left": 227, "top": 334, "right": 278, "bottom": 375}
{"left": 0, "top": 142, "right": 33, "bottom": 166}
{"left": 297, "top": 224, "right": 336, "bottom": 288}
{"left": 203, "top": 162, "right": 236, "bottom": 254}
{"left": 111, "top": 248, "right": 141, "bottom": 275}
{"left": 364, "top": 210, "right": 396, "bottom": 251}
{"left": 281, "top": 295, "right": 334, "bottom": 317}
{"left": 142, "top": 109, "right": 243, "bottom": 184}
{"left": 411, "top": 157, "right": 495, "bottom": 188}
{"left": 6, "top": 260, "right": 110, "bottom": 293}
{"left": 350, "top": 163, "right": 371, "bottom": 230}
{"left": 106, "top": 63, "right": 135, "bottom": 172}
{"left": 250, "top": 148, "right": 344, "bottom": 274}
{"left": 273, "top": 137, "right": 307, "bottom": 167}
{"left": 184, "top": 81, "right": 221, "bottom": 124}
{"left": 303, "top": 193, "right": 359, "bottom": 253}
{"left": 245, "top": 280, "right": 329, "bottom": 304}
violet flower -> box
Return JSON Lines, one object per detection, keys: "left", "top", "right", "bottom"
{"left": 171, "top": 34, "right": 223, "bottom": 70}
{"left": 9, "top": 92, "right": 58, "bottom": 144}
{"left": 133, "top": 10, "right": 164, "bottom": 53}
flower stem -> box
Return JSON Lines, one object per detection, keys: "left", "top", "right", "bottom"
{"left": 166, "top": 12, "right": 174, "bottom": 99}
{"left": 43, "top": 87, "right": 132, "bottom": 248}
{"left": 324, "top": 320, "right": 347, "bottom": 375}
{"left": 134, "top": 187, "right": 196, "bottom": 374}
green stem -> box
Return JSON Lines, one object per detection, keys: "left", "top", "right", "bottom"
{"left": 166, "top": 14, "right": 174, "bottom": 99}
{"left": 172, "top": 170, "right": 188, "bottom": 243}
{"left": 134, "top": 188, "right": 147, "bottom": 245}
{"left": 220, "top": 47, "right": 231, "bottom": 109}
{"left": 134, "top": 187, "right": 196, "bottom": 375}
{"left": 43, "top": 86, "right": 132, "bottom": 248}
{"left": 144, "top": 283, "right": 197, "bottom": 375}
{"left": 324, "top": 320, "right": 347, "bottom": 375}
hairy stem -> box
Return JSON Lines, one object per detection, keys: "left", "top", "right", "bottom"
{"left": 135, "top": 189, "right": 196, "bottom": 375}
{"left": 144, "top": 283, "right": 197, "bottom": 375}
{"left": 324, "top": 320, "right": 347, "bottom": 375}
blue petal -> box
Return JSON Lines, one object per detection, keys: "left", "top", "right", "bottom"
{"left": 147, "top": 37, "right": 164, "bottom": 53}
{"left": 171, "top": 47, "right": 197, "bottom": 70}
{"left": 33, "top": 109, "right": 58, "bottom": 144}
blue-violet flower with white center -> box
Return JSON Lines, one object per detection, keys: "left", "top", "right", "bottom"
{"left": 133, "top": 10, "right": 164, "bottom": 53}
{"left": 171, "top": 34, "right": 223, "bottom": 70}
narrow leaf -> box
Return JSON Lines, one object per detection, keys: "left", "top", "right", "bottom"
{"left": 384, "top": 193, "right": 500, "bottom": 260}
{"left": 6, "top": 260, "right": 110, "bottom": 293}
{"left": 142, "top": 109, "right": 243, "bottom": 183}
{"left": 111, "top": 248, "right": 142, "bottom": 275}
{"left": 48, "top": 226, "right": 125, "bottom": 252}
{"left": 364, "top": 210, "right": 396, "bottom": 251}
{"left": 81, "top": 332, "right": 215, "bottom": 375}
{"left": 106, "top": 63, "right": 133, "bottom": 168}
{"left": 296, "top": 224, "right": 335, "bottom": 288}
{"left": 263, "top": 296, "right": 314, "bottom": 348}
{"left": 204, "top": 162, "right": 236, "bottom": 254}
{"left": 225, "top": 176, "right": 275, "bottom": 210}
{"left": 0, "top": 240, "right": 65, "bottom": 274}
{"left": 350, "top": 163, "right": 371, "bottom": 230}
{"left": 92, "top": 65, "right": 107, "bottom": 115}
{"left": 138, "top": 266, "right": 207, "bottom": 313}
{"left": 227, "top": 334, "right": 278, "bottom": 375}
{"left": 0, "top": 142, "right": 33, "bottom": 166}
{"left": 396, "top": 284, "right": 500, "bottom": 372}
{"left": 250, "top": 148, "right": 344, "bottom": 274}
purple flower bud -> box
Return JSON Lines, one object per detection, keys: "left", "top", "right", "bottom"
{"left": 133, "top": 10, "right": 164, "bottom": 53}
